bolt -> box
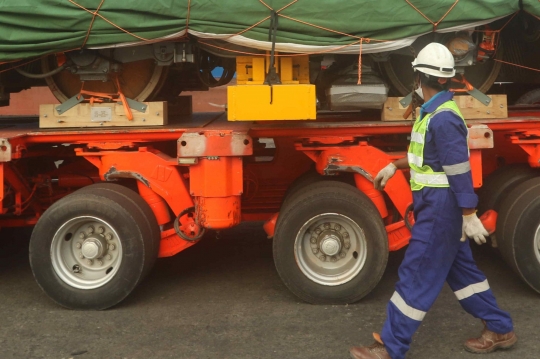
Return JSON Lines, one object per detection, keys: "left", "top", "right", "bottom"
{"left": 76, "top": 242, "right": 82, "bottom": 249}
{"left": 44, "top": 114, "right": 48, "bottom": 118}
{"left": 343, "top": 232, "right": 349, "bottom": 238}
{"left": 97, "top": 226, "right": 105, "bottom": 234}
{"left": 319, "top": 255, "right": 326, "bottom": 261}
{"left": 315, "top": 228, "right": 322, "bottom": 235}
{"left": 500, "top": 104, "right": 504, "bottom": 108}
{"left": 57, "top": 120, "right": 61, "bottom": 123}
{"left": 310, "top": 237, "right": 317, "bottom": 244}
{"left": 323, "top": 223, "right": 330, "bottom": 229}
{"left": 340, "top": 252, "right": 346, "bottom": 258}
{"left": 487, "top": 111, "right": 491, "bottom": 114}
{"left": 334, "top": 224, "right": 341, "bottom": 231}
{"left": 102, "top": 69, "right": 107, "bottom": 73}
{"left": 345, "top": 242, "right": 351, "bottom": 249}
{"left": 97, "top": 260, "right": 103, "bottom": 266}
{"left": 105, "top": 233, "right": 113, "bottom": 240}
{"left": 79, "top": 252, "right": 84, "bottom": 259}
{"left": 312, "top": 248, "right": 319, "bottom": 254}
{"left": 109, "top": 244, "right": 116, "bottom": 251}
{"left": 73, "top": 265, "right": 81, "bottom": 274}
{"left": 331, "top": 257, "right": 337, "bottom": 262}
{"left": 156, "top": 112, "right": 160, "bottom": 116}
{"left": 79, "top": 232, "right": 85, "bottom": 239}
{"left": 86, "top": 259, "right": 93, "bottom": 266}
{"left": 87, "top": 226, "right": 94, "bottom": 234}
{"left": 142, "top": 118, "right": 146, "bottom": 122}
{"left": 485, "top": 99, "right": 489, "bottom": 103}
{"left": 106, "top": 254, "right": 112, "bottom": 260}
{"left": 100, "top": 122, "right": 103, "bottom": 126}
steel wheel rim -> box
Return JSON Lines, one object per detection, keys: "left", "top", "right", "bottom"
{"left": 51, "top": 216, "right": 123, "bottom": 290}
{"left": 534, "top": 224, "right": 540, "bottom": 264}
{"left": 294, "top": 213, "right": 368, "bottom": 286}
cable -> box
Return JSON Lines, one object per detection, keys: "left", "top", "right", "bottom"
{"left": 15, "top": 64, "right": 66, "bottom": 79}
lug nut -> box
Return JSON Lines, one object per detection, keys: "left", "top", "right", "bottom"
{"left": 105, "top": 233, "right": 113, "bottom": 240}
{"left": 343, "top": 232, "right": 349, "bottom": 238}
{"left": 312, "top": 248, "right": 319, "bottom": 254}
{"left": 76, "top": 242, "right": 82, "bottom": 249}
{"left": 324, "top": 223, "right": 330, "bottom": 229}
{"left": 319, "top": 255, "right": 326, "bottom": 261}
{"left": 109, "top": 244, "right": 115, "bottom": 251}
{"left": 86, "top": 259, "right": 93, "bottom": 266}
{"left": 315, "top": 228, "right": 322, "bottom": 234}
{"left": 79, "top": 232, "right": 85, "bottom": 239}
{"left": 106, "top": 254, "right": 112, "bottom": 260}
{"left": 331, "top": 257, "right": 337, "bottom": 262}
{"left": 87, "top": 226, "right": 94, "bottom": 234}
{"left": 334, "top": 224, "right": 341, "bottom": 231}
{"left": 340, "top": 252, "right": 346, "bottom": 258}
{"left": 79, "top": 252, "right": 84, "bottom": 259}
{"left": 97, "top": 260, "right": 103, "bottom": 266}
{"left": 97, "top": 226, "right": 105, "bottom": 234}
{"left": 344, "top": 242, "right": 350, "bottom": 249}
{"left": 310, "top": 237, "right": 317, "bottom": 244}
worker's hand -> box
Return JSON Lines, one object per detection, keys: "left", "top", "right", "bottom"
{"left": 374, "top": 163, "right": 397, "bottom": 191}
{"left": 461, "top": 212, "right": 489, "bottom": 245}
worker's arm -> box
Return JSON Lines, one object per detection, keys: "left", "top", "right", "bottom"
{"left": 430, "top": 112, "right": 488, "bottom": 244}
{"left": 392, "top": 157, "right": 409, "bottom": 170}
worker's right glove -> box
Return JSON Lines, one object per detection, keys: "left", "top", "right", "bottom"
{"left": 461, "top": 212, "right": 489, "bottom": 245}
{"left": 374, "top": 163, "right": 397, "bottom": 191}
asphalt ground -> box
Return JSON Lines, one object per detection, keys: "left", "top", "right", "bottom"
{"left": 0, "top": 223, "right": 537, "bottom": 359}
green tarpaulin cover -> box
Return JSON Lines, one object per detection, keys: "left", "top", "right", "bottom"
{"left": 0, "top": 0, "right": 538, "bottom": 62}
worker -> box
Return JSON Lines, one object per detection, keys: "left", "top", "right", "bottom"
{"left": 349, "top": 42, "right": 516, "bottom": 359}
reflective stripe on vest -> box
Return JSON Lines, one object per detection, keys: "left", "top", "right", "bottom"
{"left": 408, "top": 100, "right": 468, "bottom": 191}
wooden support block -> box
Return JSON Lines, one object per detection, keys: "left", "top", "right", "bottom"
{"left": 381, "top": 95, "right": 508, "bottom": 121}
{"left": 39, "top": 102, "right": 167, "bottom": 128}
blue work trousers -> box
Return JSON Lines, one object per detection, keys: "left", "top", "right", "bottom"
{"left": 380, "top": 187, "right": 513, "bottom": 359}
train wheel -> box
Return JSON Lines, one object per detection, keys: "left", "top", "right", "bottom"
{"left": 29, "top": 186, "right": 158, "bottom": 310}
{"left": 497, "top": 177, "right": 540, "bottom": 293}
{"left": 41, "top": 56, "right": 169, "bottom": 103}
{"left": 380, "top": 43, "right": 503, "bottom": 96}
{"left": 273, "top": 181, "right": 388, "bottom": 304}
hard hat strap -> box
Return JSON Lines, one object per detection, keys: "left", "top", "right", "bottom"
{"left": 413, "top": 64, "right": 454, "bottom": 73}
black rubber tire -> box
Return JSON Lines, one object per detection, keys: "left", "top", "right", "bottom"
{"left": 29, "top": 187, "right": 155, "bottom": 310}
{"left": 497, "top": 177, "right": 540, "bottom": 293}
{"left": 273, "top": 181, "right": 388, "bottom": 304}
{"left": 516, "top": 89, "right": 540, "bottom": 105}
{"left": 281, "top": 169, "right": 354, "bottom": 210}
{"left": 76, "top": 182, "right": 162, "bottom": 276}
{"left": 477, "top": 164, "right": 539, "bottom": 216}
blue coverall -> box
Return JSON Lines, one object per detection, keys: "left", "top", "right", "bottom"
{"left": 380, "top": 91, "right": 514, "bottom": 359}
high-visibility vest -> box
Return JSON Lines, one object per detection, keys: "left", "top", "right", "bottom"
{"left": 408, "top": 100, "right": 468, "bottom": 191}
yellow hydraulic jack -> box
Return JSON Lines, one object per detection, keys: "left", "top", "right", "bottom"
{"left": 227, "top": 54, "right": 316, "bottom": 121}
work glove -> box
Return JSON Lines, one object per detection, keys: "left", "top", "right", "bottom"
{"left": 374, "top": 163, "right": 397, "bottom": 191}
{"left": 461, "top": 212, "right": 489, "bottom": 245}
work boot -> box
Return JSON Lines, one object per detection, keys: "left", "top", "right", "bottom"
{"left": 349, "top": 333, "right": 391, "bottom": 359}
{"left": 464, "top": 324, "right": 517, "bottom": 354}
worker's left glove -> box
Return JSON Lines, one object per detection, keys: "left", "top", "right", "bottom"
{"left": 374, "top": 163, "right": 397, "bottom": 191}
{"left": 461, "top": 212, "right": 489, "bottom": 245}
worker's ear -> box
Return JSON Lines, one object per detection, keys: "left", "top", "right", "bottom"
{"left": 438, "top": 78, "right": 448, "bottom": 85}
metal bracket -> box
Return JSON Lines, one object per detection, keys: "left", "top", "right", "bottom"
{"left": 123, "top": 98, "right": 148, "bottom": 113}
{"left": 467, "top": 87, "right": 492, "bottom": 106}
{"left": 56, "top": 95, "right": 85, "bottom": 115}
{"left": 399, "top": 92, "right": 413, "bottom": 108}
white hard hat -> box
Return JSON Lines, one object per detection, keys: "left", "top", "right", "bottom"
{"left": 411, "top": 42, "right": 456, "bottom": 78}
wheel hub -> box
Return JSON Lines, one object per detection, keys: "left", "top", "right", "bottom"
{"left": 320, "top": 235, "right": 341, "bottom": 256}
{"left": 81, "top": 236, "right": 107, "bottom": 259}
{"left": 310, "top": 222, "right": 350, "bottom": 262}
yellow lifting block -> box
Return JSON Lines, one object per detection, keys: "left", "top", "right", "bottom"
{"left": 228, "top": 84, "right": 316, "bottom": 121}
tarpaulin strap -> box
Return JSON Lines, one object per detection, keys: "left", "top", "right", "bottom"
{"left": 358, "top": 39, "right": 363, "bottom": 85}
{"left": 68, "top": 0, "right": 149, "bottom": 42}
{"left": 494, "top": 59, "right": 540, "bottom": 73}
{"left": 81, "top": 0, "right": 106, "bottom": 48}
{"left": 405, "top": 0, "right": 459, "bottom": 32}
